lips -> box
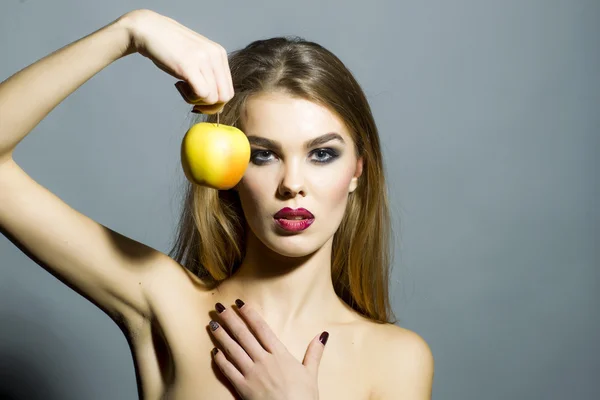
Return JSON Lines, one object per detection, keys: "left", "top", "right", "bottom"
{"left": 274, "top": 207, "right": 314, "bottom": 220}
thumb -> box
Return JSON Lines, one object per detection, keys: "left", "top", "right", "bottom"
{"left": 303, "top": 331, "right": 329, "bottom": 376}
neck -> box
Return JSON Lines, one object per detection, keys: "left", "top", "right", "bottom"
{"left": 215, "top": 230, "right": 349, "bottom": 334}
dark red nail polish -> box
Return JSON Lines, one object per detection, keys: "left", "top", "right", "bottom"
{"left": 319, "top": 331, "right": 329, "bottom": 345}
{"left": 209, "top": 320, "right": 219, "bottom": 331}
{"left": 212, "top": 348, "right": 219, "bottom": 356}
{"left": 215, "top": 302, "right": 226, "bottom": 313}
{"left": 235, "top": 299, "right": 245, "bottom": 309}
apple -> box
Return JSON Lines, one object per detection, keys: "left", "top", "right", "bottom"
{"left": 180, "top": 122, "right": 250, "bottom": 190}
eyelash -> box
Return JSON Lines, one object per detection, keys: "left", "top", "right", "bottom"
{"left": 250, "top": 148, "right": 339, "bottom": 165}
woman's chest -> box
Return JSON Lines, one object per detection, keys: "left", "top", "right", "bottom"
{"left": 127, "top": 293, "right": 375, "bottom": 399}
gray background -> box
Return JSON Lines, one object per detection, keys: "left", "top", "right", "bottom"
{"left": 0, "top": 0, "right": 598, "bottom": 399}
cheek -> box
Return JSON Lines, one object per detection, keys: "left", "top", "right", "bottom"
{"left": 236, "top": 174, "right": 272, "bottom": 224}
{"left": 313, "top": 167, "right": 354, "bottom": 210}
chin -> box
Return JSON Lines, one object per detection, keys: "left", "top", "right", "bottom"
{"left": 247, "top": 218, "right": 333, "bottom": 258}
{"left": 263, "top": 235, "right": 319, "bottom": 258}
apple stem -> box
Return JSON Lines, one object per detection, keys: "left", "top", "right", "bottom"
{"left": 217, "top": 112, "right": 220, "bottom": 127}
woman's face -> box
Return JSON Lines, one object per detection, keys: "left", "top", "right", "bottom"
{"left": 235, "top": 91, "right": 363, "bottom": 257}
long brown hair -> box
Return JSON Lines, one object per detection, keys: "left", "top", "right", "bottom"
{"left": 168, "top": 36, "right": 398, "bottom": 324}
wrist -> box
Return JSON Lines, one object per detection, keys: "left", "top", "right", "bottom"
{"left": 113, "top": 9, "right": 149, "bottom": 57}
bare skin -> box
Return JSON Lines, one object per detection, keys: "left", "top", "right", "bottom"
{"left": 122, "top": 260, "right": 408, "bottom": 400}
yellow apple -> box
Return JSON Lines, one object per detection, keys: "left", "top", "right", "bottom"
{"left": 180, "top": 122, "right": 250, "bottom": 190}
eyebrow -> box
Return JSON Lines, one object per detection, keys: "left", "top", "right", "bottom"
{"left": 247, "top": 132, "right": 345, "bottom": 152}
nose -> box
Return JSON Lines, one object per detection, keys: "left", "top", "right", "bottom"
{"left": 277, "top": 160, "right": 306, "bottom": 198}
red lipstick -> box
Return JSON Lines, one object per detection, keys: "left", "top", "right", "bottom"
{"left": 273, "top": 207, "right": 315, "bottom": 232}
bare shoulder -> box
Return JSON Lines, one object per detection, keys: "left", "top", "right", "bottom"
{"left": 367, "top": 322, "right": 434, "bottom": 400}
{"left": 130, "top": 255, "right": 215, "bottom": 324}
{"left": 147, "top": 256, "right": 214, "bottom": 297}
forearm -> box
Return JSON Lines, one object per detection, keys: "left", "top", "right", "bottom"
{"left": 0, "top": 13, "right": 136, "bottom": 159}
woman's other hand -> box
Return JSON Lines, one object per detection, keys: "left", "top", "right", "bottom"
{"left": 209, "top": 299, "right": 328, "bottom": 400}
{"left": 120, "top": 9, "right": 233, "bottom": 114}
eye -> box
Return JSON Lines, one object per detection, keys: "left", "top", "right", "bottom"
{"left": 311, "top": 148, "right": 339, "bottom": 164}
{"left": 250, "top": 150, "right": 275, "bottom": 165}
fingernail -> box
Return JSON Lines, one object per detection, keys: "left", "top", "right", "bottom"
{"left": 235, "top": 299, "right": 245, "bottom": 309}
{"left": 212, "top": 348, "right": 219, "bottom": 356}
{"left": 191, "top": 107, "right": 203, "bottom": 114}
{"left": 319, "top": 331, "right": 329, "bottom": 345}
{"left": 209, "top": 320, "right": 219, "bottom": 331}
{"left": 175, "top": 82, "right": 186, "bottom": 97}
{"left": 215, "top": 302, "right": 226, "bottom": 313}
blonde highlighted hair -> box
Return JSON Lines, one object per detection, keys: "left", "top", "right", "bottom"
{"left": 168, "top": 36, "right": 398, "bottom": 324}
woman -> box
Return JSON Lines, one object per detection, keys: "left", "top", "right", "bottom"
{"left": 0, "top": 8, "right": 433, "bottom": 400}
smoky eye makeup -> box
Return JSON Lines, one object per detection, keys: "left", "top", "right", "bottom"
{"left": 249, "top": 147, "right": 341, "bottom": 165}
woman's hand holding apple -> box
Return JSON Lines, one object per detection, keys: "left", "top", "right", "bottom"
{"left": 120, "top": 8, "right": 233, "bottom": 114}
{"left": 119, "top": 9, "right": 250, "bottom": 189}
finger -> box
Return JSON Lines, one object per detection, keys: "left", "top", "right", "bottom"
{"left": 211, "top": 45, "right": 230, "bottom": 103}
{"left": 175, "top": 73, "right": 208, "bottom": 104}
{"left": 221, "top": 46, "right": 234, "bottom": 99}
{"left": 303, "top": 331, "right": 328, "bottom": 376}
{"left": 196, "top": 63, "right": 219, "bottom": 105}
{"left": 191, "top": 102, "right": 225, "bottom": 115}
{"left": 235, "top": 300, "right": 285, "bottom": 354}
{"left": 216, "top": 303, "right": 267, "bottom": 361}
{"left": 209, "top": 320, "right": 254, "bottom": 375}
{"left": 212, "top": 347, "right": 246, "bottom": 390}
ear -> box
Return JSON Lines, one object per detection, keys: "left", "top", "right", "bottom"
{"left": 349, "top": 156, "right": 363, "bottom": 193}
